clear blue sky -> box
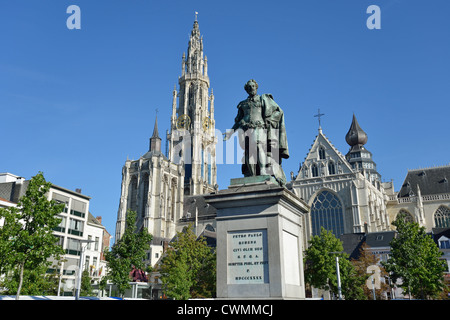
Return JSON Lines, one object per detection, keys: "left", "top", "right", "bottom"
{"left": 1, "top": 1, "right": 449, "bottom": 242}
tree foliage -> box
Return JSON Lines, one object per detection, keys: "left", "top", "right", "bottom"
{"left": 80, "top": 270, "right": 94, "bottom": 296}
{"left": 382, "top": 215, "right": 446, "bottom": 299}
{"left": 158, "top": 224, "right": 216, "bottom": 300}
{"left": 304, "top": 227, "right": 365, "bottom": 300}
{"left": 0, "top": 172, "right": 65, "bottom": 299}
{"left": 104, "top": 209, "right": 152, "bottom": 298}
{"left": 351, "top": 242, "right": 390, "bottom": 299}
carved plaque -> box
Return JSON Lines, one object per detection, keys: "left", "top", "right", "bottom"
{"left": 227, "top": 229, "right": 269, "bottom": 284}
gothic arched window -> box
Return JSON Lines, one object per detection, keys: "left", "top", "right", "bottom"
{"left": 128, "top": 176, "right": 138, "bottom": 212}
{"left": 141, "top": 174, "right": 149, "bottom": 217}
{"left": 319, "top": 147, "right": 326, "bottom": 160}
{"left": 328, "top": 161, "right": 336, "bottom": 175}
{"left": 434, "top": 206, "right": 450, "bottom": 228}
{"left": 396, "top": 209, "right": 414, "bottom": 223}
{"left": 311, "top": 190, "right": 344, "bottom": 238}
{"left": 311, "top": 164, "right": 319, "bottom": 177}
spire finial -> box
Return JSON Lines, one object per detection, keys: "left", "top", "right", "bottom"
{"left": 195, "top": 11, "right": 198, "bottom": 21}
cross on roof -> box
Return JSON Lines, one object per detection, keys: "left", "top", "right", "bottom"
{"left": 314, "top": 108, "right": 325, "bottom": 130}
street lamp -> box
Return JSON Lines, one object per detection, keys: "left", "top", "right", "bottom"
{"left": 75, "top": 239, "right": 95, "bottom": 300}
{"left": 329, "top": 251, "right": 344, "bottom": 300}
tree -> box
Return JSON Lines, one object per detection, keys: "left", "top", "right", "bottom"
{"left": 304, "top": 227, "right": 365, "bottom": 300}
{"left": 351, "top": 242, "right": 390, "bottom": 299}
{"left": 158, "top": 224, "right": 216, "bottom": 300}
{"left": 80, "top": 270, "right": 94, "bottom": 296}
{"left": 0, "top": 264, "right": 61, "bottom": 296}
{"left": 382, "top": 215, "right": 447, "bottom": 300}
{"left": 104, "top": 210, "right": 152, "bottom": 298}
{"left": 0, "top": 172, "right": 65, "bottom": 299}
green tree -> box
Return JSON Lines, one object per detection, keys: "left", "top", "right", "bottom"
{"left": 159, "top": 224, "right": 216, "bottom": 300}
{"left": 382, "top": 215, "right": 446, "bottom": 300}
{"left": 104, "top": 210, "right": 152, "bottom": 298}
{"left": 0, "top": 172, "right": 65, "bottom": 299}
{"left": 304, "top": 227, "right": 365, "bottom": 300}
{"left": 80, "top": 270, "right": 94, "bottom": 296}
{"left": 0, "top": 264, "right": 61, "bottom": 296}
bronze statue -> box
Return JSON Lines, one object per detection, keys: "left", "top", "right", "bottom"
{"left": 224, "top": 79, "right": 289, "bottom": 186}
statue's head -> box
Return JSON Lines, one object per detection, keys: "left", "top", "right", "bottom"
{"left": 244, "top": 79, "right": 258, "bottom": 96}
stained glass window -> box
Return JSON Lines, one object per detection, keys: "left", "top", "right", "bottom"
{"left": 311, "top": 190, "right": 344, "bottom": 237}
{"left": 435, "top": 206, "right": 450, "bottom": 228}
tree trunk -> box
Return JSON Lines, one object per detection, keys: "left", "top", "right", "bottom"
{"left": 16, "top": 262, "right": 25, "bottom": 300}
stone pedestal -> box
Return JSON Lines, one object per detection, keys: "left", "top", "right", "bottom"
{"left": 204, "top": 177, "right": 309, "bottom": 299}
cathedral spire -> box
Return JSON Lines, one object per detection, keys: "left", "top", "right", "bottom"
{"left": 168, "top": 18, "right": 216, "bottom": 195}
{"left": 149, "top": 114, "right": 161, "bottom": 152}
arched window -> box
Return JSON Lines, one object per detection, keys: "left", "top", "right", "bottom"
{"left": 328, "top": 161, "right": 336, "bottom": 175}
{"left": 311, "top": 164, "right": 319, "bottom": 177}
{"left": 319, "top": 147, "right": 326, "bottom": 160}
{"left": 396, "top": 209, "right": 414, "bottom": 223}
{"left": 311, "top": 190, "right": 344, "bottom": 238}
{"left": 128, "top": 176, "right": 138, "bottom": 212}
{"left": 434, "top": 206, "right": 450, "bottom": 228}
{"left": 141, "top": 174, "right": 149, "bottom": 217}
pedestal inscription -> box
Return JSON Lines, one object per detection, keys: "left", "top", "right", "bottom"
{"left": 227, "top": 229, "right": 269, "bottom": 284}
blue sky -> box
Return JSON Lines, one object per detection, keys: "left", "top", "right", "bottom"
{"left": 1, "top": 1, "right": 449, "bottom": 242}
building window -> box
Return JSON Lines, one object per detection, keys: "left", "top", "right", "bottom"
{"left": 142, "top": 174, "right": 149, "bottom": 217}
{"left": 319, "top": 147, "right": 326, "bottom": 160}
{"left": 95, "top": 237, "right": 99, "bottom": 251}
{"left": 328, "top": 161, "right": 336, "bottom": 175}
{"left": 87, "top": 235, "right": 92, "bottom": 250}
{"left": 66, "top": 238, "right": 81, "bottom": 256}
{"left": 85, "top": 255, "right": 90, "bottom": 271}
{"left": 434, "top": 206, "right": 450, "bottom": 228}
{"left": 68, "top": 218, "right": 84, "bottom": 236}
{"left": 128, "top": 177, "right": 138, "bottom": 212}
{"left": 312, "top": 164, "right": 319, "bottom": 177}
{"left": 439, "top": 237, "right": 450, "bottom": 249}
{"left": 396, "top": 209, "right": 414, "bottom": 223}
{"left": 311, "top": 190, "right": 344, "bottom": 238}
{"left": 54, "top": 216, "right": 66, "bottom": 233}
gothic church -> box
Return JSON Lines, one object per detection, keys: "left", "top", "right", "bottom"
{"left": 114, "top": 19, "right": 450, "bottom": 267}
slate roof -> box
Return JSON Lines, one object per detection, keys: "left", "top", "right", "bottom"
{"left": 181, "top": 194, "right": 217, "bottom": 220}
{"left": 341, "top": 233, "right": 365, "bottom": 260}
{"left": 340, "top": 231, "right": 397, "bottom": 260}
{"left": 398, "top": 165, "right": 450, "bottom": 197}
{"left": 365, "top": 231, "right": 396, "bottom": 248}
{"left": 432, "top": 227, "right": 450, "bottom": 245}
{"left": 87, "top": 212, "right": 102, "bottom": 227}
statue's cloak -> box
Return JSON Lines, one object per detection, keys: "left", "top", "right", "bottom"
{"left": 260, "top": 93, "right": 289, "bottom": 160}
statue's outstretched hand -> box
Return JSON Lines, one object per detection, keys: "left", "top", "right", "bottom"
{"left": 223, "top": 130, "right": 234, "bottom": 141}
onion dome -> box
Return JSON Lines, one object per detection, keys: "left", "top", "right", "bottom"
{"left": 345, "top": 114, "right": 368, "bottom": 147}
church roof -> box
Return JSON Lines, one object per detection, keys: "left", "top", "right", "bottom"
{"left": 141, "top": 149, "right": 167, "bottom": 160}
{"left": 398, "top": 164, "right": 450, "bottom": 197}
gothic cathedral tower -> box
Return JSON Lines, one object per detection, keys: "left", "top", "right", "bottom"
{"left": 167, "top": 19, "right": 217, "bottom": 196}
